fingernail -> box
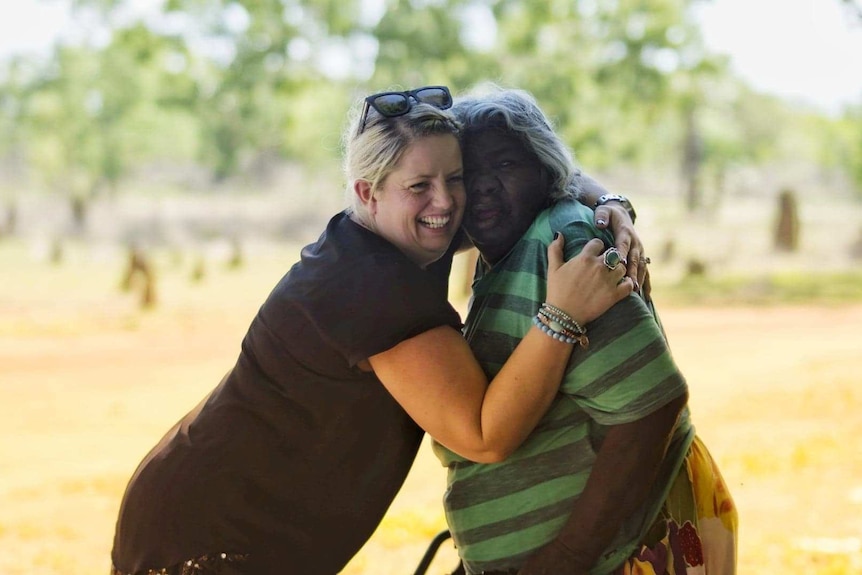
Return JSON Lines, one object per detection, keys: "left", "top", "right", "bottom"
{"left": 596, "top": 219, "right": 606, "bottom": 227}
{"left": 633, "top": 280, "right": 640, "bottom": 292}
{"left": 554, "top": 232, "right": 560, "bottom": 240}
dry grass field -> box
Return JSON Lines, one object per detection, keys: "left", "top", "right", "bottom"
{"left": 1, "top": 227, "right": 861, "bottom": 575}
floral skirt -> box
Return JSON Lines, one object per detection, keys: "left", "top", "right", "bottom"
{"left": 614, "top": 436, "right": 738, "bottom": 575}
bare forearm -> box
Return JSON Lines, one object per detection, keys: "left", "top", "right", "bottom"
{"left": 555, "top": 394, "right": 687, "bottom": 568}
{"left": 477, "top": 328, "right": 576, "bottom": 460}
{"left": 574, "top": 172, "right": 610, "bottom": 205}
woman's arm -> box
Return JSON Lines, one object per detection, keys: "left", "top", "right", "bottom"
{"left": 369, "top": 236, "right": 632, "bottom": 463}
{"left": 575, "top": 172, "right": 649, "bottom": 295}
{"left": 517, "top": 392, "right": 688, "bottom": 575}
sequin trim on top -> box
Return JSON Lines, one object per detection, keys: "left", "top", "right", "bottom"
{"left": 110, "top": 553, "right": 250, "bottom": 575}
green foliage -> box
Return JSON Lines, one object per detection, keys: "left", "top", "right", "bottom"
{"left": 371, "top": 0, "right": 475, "bottom": 89}
{"left": 837, "top": 104, "right": 862, "bottom": 193}
{"left": 0, "top": 0, "right": 859, "bottom": 200}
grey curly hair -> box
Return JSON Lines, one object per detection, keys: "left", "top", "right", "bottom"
{"left": 452, "top": 84, "right": 583, "bottom": 202}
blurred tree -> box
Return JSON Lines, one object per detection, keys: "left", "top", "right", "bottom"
{"left": 22, "top": 22, "right": 201, "bottom": 228}
{"left": 69, "top": 0, "right": 364, "bottom": 180}
{"left": 0, "top": 57, "right": 34, "bottom": 236}
{"left": 25, "top": 45, "right": 105, "bottom": 228}
{"left": 773, "top": 187, "right": 800, "bottom": 252}
{"left": 853, "top": 109, "right": 862, "bottom": 193}
{"left": 465, "top": 0, "right": 720, "bottom": 186}
{"left": 838, "top": 0, "right": 862, "bottom": 20}
{"left": 0, "top": 0, "right": 854, "bottom": 209}
{"left": 370, "top": 0, "right": 489, "bottom": 90}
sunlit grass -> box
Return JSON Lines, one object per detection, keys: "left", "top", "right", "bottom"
{"left": 656, "top": 270, "right": 862, "bottom": 305}
{"left": 375, "top": 509, "right": 448, "bottom": 547}
{"left": 3, "top": 206, "right": 862, "bottom": 575}
{"left": 56, "top": 475, "right": 129, "bottom": 498}
{"left": 791, "top": 540, "right": 862, "bottom": 575}
{"left": 729, "top": 433, "right": 842, "bottom": 477}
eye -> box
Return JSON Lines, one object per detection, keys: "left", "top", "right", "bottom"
{"left": 447, "top": 174, "right": 465, "bottom": 186}
{"left": 408, "top": 181, "right": 430, "bottom": 193}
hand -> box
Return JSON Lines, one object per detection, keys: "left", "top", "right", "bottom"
{"left": 594, "top": 203, "right": 651, "bottom": 300}
{"left": 517, "top": 538, "right": 591, "bottom": 575}
{"left": 545, "top": 235, "right": 633, "bottom": 326}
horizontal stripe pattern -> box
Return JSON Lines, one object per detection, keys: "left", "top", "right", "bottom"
{"left": 434, "top": 200, "right": 690, "bottom": 574}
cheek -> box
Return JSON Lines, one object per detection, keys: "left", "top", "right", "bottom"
{"left": 453, "top": 186, "right": 467, "bottom": 208}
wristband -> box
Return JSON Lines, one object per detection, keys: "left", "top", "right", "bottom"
{"left": 594, "top": 194, "right": 637, "bottom": 224}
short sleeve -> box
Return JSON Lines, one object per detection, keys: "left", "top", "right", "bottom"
{"left": 561, "top": 293, "right": 688, "bottom": 425}
{"left": 311, "top": 252, "right": 462, "bottom": 366}
{"left": 547, "top": 199, "right": 615, "bottom": 259}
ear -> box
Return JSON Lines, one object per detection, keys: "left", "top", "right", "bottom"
{"left": 353, "top": 179, "right": 376, "bottom": 214}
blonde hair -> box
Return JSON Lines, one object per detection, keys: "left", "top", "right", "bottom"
{"left": 343, "top": 100, "right": 462, "bottom": 219}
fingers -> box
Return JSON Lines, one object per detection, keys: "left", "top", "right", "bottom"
{"left": 611, "top": 260, "right": 628, "bottom": 284}
{"left": 625, "top": 257, "right": 641, "bottom": 291}
{"left": 615, "top": 275, "right": 635, "bottom": 298}
{"left": 580, "top": 237, "right": 605, "bottom": 257}
{"left": 612, "top": 232, "right": 632, "bottom": 264}
{"left": 594, "top": 206, "right": 612, "bottom": 229}
{"left": 601, "top": 205, "right": 632, "bottom": 260}
{"left": 641, "top": 268, "right": 653, "bottom": 301}
{"left": 547, "top": 232, "right": 565, "bottom": 271}
{"left": 624, "top": 247, "right": 650, "bottom": 294}
{"left": 549, "top": 235, "right": 605, "bottom": 265}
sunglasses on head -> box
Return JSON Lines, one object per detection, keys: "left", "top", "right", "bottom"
{"left": 356, "top": 86, "right": 453, "bottom": 135}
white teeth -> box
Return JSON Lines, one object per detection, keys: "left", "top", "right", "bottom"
{"left": 419, "top": 215, "right": 450, "bottom": 229}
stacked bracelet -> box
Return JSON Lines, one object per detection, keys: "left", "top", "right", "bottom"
{"left": 534, "top": 303, "right": 589, "bottom": 348}
{"left": 540, "top": 303, "right": 586, "bottom": 334}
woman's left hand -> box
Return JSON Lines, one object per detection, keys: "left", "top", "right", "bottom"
{"left": 594, "top": 203, "right": 651, "bottom": 299}
{"left": 517, "top": 538, "right": 591, "bottom": 575}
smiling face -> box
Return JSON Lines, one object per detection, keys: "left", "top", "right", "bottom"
{"left": 461, "top": 128, "right": 549, "bottom": 264}
{"left": 363, "top": 133, "right": 465, "bottom": 268}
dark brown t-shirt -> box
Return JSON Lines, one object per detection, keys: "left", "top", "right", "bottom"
{"left": 111, "top": 211, "right": 462, "bottom": 574}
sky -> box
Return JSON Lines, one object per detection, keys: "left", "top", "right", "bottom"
{"left": 693, "top": 0, "right": 862, "bottom": 114}
{"left": 2, "top": 0, "right": 861, "bottom": 115}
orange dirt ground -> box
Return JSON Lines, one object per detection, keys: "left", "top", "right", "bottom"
{"left": 1, "top": 244, "right": 860, "bottom": 574}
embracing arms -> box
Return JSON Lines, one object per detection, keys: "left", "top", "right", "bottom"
{"left": 575, "top": 172, "right": 649, "bottom": 295}
{"left": 517, "top": 392, "right": 687, "bottom": 575}
{"left": 369, "top": 236, "right": 632, "bottom": 463}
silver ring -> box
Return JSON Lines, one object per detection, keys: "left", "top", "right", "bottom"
{"left": 603, "top": 248, "right": 623, "bottom": 270}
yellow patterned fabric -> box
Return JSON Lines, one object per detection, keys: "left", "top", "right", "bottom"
{"left": 615, "top": 436, "right": 738, "bottom": 575}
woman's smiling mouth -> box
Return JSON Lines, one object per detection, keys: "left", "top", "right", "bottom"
{"left": 419, "top": 214, "right": 452, "bottom": 229}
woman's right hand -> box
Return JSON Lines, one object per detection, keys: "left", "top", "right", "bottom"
{"left": 545, "top": 235, "right": 633, "bottom": 326}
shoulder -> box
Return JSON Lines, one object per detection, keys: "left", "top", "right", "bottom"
{"left": 523, "top": 198, "right": 613, "bottom": 258}
{"left": 562, "top": 294, "right": 686, "bottom": 407}
{"left": 268, "top": 211, "right": 453, "bottom": 318}
{"left": 270, "top": 212, "right": 460, "bottom": 365}
{"left": 302, "top": 211, "right": 448, "bottom": 286}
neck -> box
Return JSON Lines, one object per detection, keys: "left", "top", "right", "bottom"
{"left": 348, "top": 210, "right": 375, "bottom": 233}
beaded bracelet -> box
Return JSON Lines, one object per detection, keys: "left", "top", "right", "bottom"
{"left": 533, "top": 314, "right": 590, "bottom": 348}
{"left": 536, "top": 311, "right": 589, "bottom": 343}
{"left": 541, "top": 302, "right": 575, "bottom": 323}
{"left": 538, "top": 303, "right": 587, "bottom": 336}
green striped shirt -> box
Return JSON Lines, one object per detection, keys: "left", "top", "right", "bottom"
{"left": 433, "top": 199, "right": 693, "bottom": 574}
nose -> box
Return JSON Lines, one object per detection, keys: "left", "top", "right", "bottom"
{"left": 467, "top": 168, "right": 499, "bottom": 196}
{"left": 431, "top": 180, "right": 456, "bottom": 209}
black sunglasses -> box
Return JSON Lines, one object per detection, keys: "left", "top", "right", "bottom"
{"left": 356, "top": 86, "right": 453, "bottom": 135}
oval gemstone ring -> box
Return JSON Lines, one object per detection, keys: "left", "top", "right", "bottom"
{"left": 603, "top": 248, "right": 623, "bottom": 270}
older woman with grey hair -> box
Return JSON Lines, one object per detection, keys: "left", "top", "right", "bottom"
{"left": 109, "top": 86, "right": 634, "bottom": 575}
{"left": 434, "top": 85, "right": 737, "bottom": 575}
